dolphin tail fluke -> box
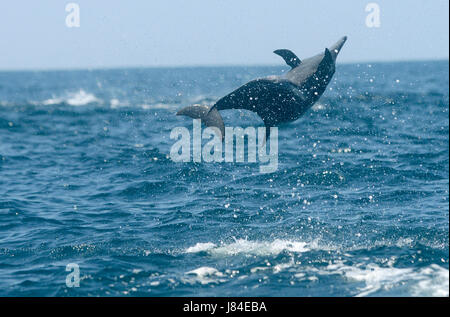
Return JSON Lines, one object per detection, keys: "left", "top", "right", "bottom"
{"left": 176, "top": 104, "right": 225, "bottom": 139}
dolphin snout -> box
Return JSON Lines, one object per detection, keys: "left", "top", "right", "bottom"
{"left": 329, "top": 36, "right": 347, "bottom": 61}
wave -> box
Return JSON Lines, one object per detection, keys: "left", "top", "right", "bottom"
{"left": 42, "top": 90, "right": 101, "bottom": 106}
{"left": 185, "top": 239, "right": 310, "bottom": 256}
{"left": 184, "top": 267, "right": 226, "bottom": 285}
{"left": 1, "top": 94, "right": 183, "bottom": 110}
{"left": 178, "top": 260, "right": 449, "bottom": 296}
{"left": 183, "top": 238, "right": 449, "bottom": 296}
{"left": 324, "top": 262, "right": 449, "bottom": 297}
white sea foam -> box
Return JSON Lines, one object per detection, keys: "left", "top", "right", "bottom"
{"left": 184, "top": 239, "right": 448, "bottom": 296}
{"left": 184, "top": 266, "right": 225, "bottom": 285}
{"left": 66, "top": 90, "right": 100, "bottom": 106}
{"left": 185, "top": 242, "right": 217, "bottom": 253}
{"left": 110, "top": 98, "right": 121, "bottom": 108}
{"left": 325, "top": 262, "right": 449, "bottom": 297}
{"left": 42, "top": 97, "right": 64, "bottom": 105}
{"left": 411, "top": 265, "right": 449, "bottom": 297}
{"left": 42, "top": 90, "right": 100, "bottom": 106}
{"left": 185, "top": 239, "right": 309, "bottom": 257}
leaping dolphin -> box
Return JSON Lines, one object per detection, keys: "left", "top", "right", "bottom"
{"left": 177, "top": 36, "right": 347, "bottom": 138}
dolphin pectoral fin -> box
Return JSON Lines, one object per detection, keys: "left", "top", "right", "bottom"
{"left": 273, "top": 49, "right": 301, "bottom": 69}
{"left": 177, "top": 104, "right": 225, "bottom": 139}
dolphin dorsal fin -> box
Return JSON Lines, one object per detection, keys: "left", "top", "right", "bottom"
{"left": 317, "top": 48, "right": 333, "bottom": 72}
{"left": 273, "top": 49, "right": 301, "bottom": 68}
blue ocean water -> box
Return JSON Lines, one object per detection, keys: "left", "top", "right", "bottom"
{"left": 0, "top": 61, "right": 448, "bottom": 297}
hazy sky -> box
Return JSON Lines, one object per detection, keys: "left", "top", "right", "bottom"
{"left": 0, "top": 0, "right": 448, "bottom": 70}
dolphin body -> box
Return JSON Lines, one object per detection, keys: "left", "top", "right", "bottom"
{"left": 177, "top": 36, "right": 347, "bottom": 138}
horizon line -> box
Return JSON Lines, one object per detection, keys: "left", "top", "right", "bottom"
{"left": 0, "top": 58, "right": 448, "bottom": 73}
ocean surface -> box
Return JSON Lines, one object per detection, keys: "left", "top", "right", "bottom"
{"left": 0, "top": 61, "right": 448, "bottom": 297}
